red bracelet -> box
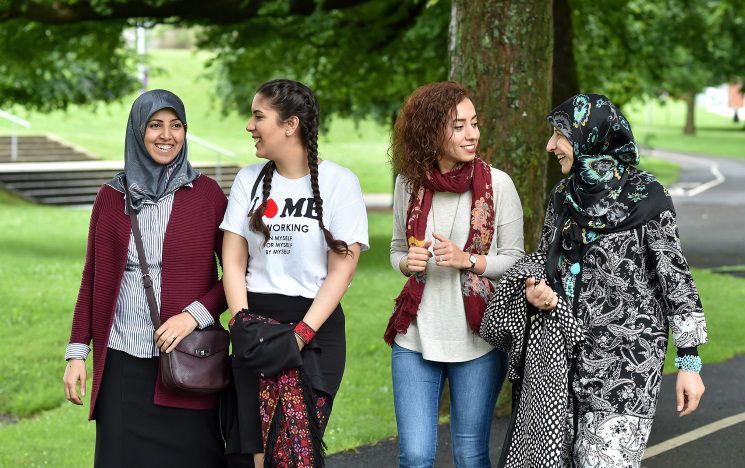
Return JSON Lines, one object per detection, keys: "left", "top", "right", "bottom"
{"left": 293, "top": 320, "right": 316, "bottom": 344}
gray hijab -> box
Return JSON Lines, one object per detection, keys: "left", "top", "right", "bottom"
{"left": 107, "top": 89, "right": 199, "bottom": 212}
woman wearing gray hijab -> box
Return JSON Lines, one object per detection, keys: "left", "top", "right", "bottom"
{"left": 62, "top": 89, "right": 228, "bottom": 467}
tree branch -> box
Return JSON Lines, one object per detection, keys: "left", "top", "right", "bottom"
{"left": 0, "top": 0, "right": 370, "bottom": 24}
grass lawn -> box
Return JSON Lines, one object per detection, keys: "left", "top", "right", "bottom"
{"left": 0, "top": 193, "right": 404, "bottom": 465}
{"left": 1, "top": 189, "right": 744, "bottom": 465}
{"left": 637, "top": 155, "right": 680, "bottom": 188}
{"left": 625, "top": 99, "right": 745, "bottom": 159}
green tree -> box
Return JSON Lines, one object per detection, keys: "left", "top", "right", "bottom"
{"left": 450, "top": 0, "right": 553, "bottom": 245}
{"left": 1, "top": 0, "right": 556, "bottom": 244}
{"left": 0, "top": 19, "right": 137, "bottom": 111}
{"left": 197, "top": 0, "right": 449, "bottom": 124}
{"left": 572, "top": 0, "right": 745, "bottom": 134}
{"left": 0, "top": 0, "right": 449, "bottom": 122}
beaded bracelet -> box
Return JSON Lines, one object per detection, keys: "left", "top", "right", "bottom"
{"left": 674, "top": 355, "right": 702, "bottom": 373}
{"left": 294, "top": 320, "right": 317, "bottom": 344}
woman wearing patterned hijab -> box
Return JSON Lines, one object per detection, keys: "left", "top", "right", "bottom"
{"left": 62, "top": 89, "right": 228, "bottom": 466}
{"left": 521, "top": 94, "right": 707, "bottom": 466}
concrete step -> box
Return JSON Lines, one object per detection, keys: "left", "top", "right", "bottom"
{"left": 0, "top": 170, "right": 125, "bottom": 182}
{"left": 0, "top": 162, "right": 241, "bottom": 206}
{"left": 23, "top": 186, "right": 102, "bottom": 197}
{"left": 0, "top": 135, "right": 93, "bottom": 163}
{"left": 36, "top": 194, "right": 103, "bottom": 205}
{"left": 0, "top": 154, "right": 92, "bottom": 162}
{"left": 4, "top": 179, "right": 109, "bottom": 190}
{"left": 0, "top": 136, "right": 51, "bottom": 144}
{"left": 0, "top": 147, "right": 89, "bottom": 156}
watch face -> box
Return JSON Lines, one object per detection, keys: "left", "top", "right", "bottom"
{"left": 469, "top": 254, "right": 477, "bottom": 266}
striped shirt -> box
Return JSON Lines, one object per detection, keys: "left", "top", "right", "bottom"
{"left": 65, "top": 185, "right": 214, "bottom": 361}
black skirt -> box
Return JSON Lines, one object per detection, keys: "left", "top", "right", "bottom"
{"left": 94, "top": 349, "right": 226, "bottom": 468}
{"left": 222, "top": 293, "right": 346, "bottom": 458}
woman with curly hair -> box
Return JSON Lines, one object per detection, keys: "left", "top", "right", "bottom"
{"left": 386, "top": 81, "right": 525, "bottom": 467}
{"left": 220, "top": 79, "right": 368, "bottom": 467}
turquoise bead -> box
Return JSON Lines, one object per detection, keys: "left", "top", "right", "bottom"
{"left": 570, "top": 262, "right": 581, "bottom": 275}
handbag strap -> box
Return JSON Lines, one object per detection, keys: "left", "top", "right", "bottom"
{"left": 125, "top": 184, "right": 162, "bottom": 330}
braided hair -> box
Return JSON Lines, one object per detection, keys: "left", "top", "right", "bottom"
{"left": 248, "top": 79, "right": 351, "bottom": 255}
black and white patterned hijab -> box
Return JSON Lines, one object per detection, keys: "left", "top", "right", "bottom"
{"left": 545, "top": 94, "right": 673, "bottom": 293}
{"left": 108, "top": 89, "right": 199, "bottom": 212}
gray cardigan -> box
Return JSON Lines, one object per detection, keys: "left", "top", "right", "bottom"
{"left": 389, "top": 168, "right": 525, "bottom": 362}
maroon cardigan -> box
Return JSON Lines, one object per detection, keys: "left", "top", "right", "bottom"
{"left": 68, "top": 175, "right": 229, "bottom": 419}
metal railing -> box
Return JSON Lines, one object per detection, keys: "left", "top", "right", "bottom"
{"left": 188, "top": 134, "right": 236, "bottom": 184}
{"left": 0, "top": 109, "right": 31, "bottom": 162}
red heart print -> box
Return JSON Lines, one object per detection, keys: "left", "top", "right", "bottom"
{"left": 261, "top": 198, "right": 278, "bottom": 218}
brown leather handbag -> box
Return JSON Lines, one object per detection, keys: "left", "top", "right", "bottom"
{"left": 126, "top": 186, "right": 229, "bottom": 395}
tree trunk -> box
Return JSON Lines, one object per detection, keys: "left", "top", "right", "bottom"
{"left": 546, "top": 0, "right": 578, "bottom": 197}
{"left": 449, "top": 0, "right": 553, "bottom": 248}
{"left": 684, "top": 92, "right": 696, "bottom": 135}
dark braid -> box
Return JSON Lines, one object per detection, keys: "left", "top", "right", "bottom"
{"left": 249, "top": 79, "right": 351, "bottom": 256}
{"left": 249, "top": 160, "right": 275, "bottom": 244}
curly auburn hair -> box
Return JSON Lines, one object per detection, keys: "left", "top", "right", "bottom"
{"left": 389, "top": 81, "right": 471, "bottom": 190}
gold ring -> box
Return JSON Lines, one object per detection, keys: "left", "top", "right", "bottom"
{"left": 171, "top": 335, "right": 177, "bottom": 340}
{"left": 544, "top": 300, "right": 550, "bottom": 307}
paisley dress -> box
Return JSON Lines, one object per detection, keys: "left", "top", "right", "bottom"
{"left": 538, "top": 192, "right": 707, "bottom": 467}
{"left": 543, "top": 94, "right": 707, "bottom": 467}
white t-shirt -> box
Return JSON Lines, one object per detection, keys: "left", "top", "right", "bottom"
{"left": 220, "top": 160, "right": 369, "bottom": 298}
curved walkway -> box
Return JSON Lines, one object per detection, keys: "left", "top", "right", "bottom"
{"left": 329, "top": 149, "right": 745, "bottom": 467}
{"left": 647, "top": 149, "right": 745, "bottom": 269}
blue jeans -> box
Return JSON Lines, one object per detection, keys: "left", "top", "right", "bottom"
{"left": 391, "top": 343, "right": 508, "bottom": 468}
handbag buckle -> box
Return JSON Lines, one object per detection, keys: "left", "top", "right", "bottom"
{"left": 196, "top": 348, "right": 210, "bottom": 357}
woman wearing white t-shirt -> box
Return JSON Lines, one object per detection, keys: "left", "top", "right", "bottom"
{"left": 220, "top": 79, "right": 369, "bottom": 467}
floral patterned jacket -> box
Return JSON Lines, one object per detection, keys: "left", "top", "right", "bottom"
{"left": 539, "top": 189, "right": 708, "bottom": 418}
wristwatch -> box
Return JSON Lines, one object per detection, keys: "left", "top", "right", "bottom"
{"left": 468, "top": 254, "right": 477, "bottom": 270}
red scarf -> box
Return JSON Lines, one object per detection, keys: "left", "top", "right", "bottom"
{"left": 384, "top": 158, "right": 496, "bottom": 345}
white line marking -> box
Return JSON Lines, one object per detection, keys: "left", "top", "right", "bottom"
{"left": 686, "top": 163, "right": 725, "bottom": 196}
{"left": 641, "top": 147, "right": 726, "bottom": 197}
{"left": 642, "top": 411, "right": 745, "bottom": 459}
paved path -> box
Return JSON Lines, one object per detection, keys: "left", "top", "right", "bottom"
{"left": 328, "top": 356, "right": 745, "bottom": 467}
{"left": 644, "top": 149, "right": 745, "bottom": 269}
{"left": 329, "top": 149, "right": 745, "bottom": 467}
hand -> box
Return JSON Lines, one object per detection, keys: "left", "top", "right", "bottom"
{"left": 525, "top": 277, "right": 558, "bottom": 311}
{"left": 432, "top": 233, "right": 468, "bottom": 269}
{"left": 155, "top": 311, "right": 198, "bottom": 353}
{"left": 406, "top": 240, "right": 433, "bottom": 273}
{"left": 63, "top": 359, "right": 86, "bottom": 405}
{"left": 676, "top": 370, "right": 705, "bottom": 416}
